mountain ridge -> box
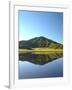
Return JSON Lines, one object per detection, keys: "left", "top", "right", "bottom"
{"left": 19, "top": 36, "right": 63, "bottom": 49}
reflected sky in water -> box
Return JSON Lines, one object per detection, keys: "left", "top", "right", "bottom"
{"left": 19, "top": 58, "right": 63, "bottom": 79}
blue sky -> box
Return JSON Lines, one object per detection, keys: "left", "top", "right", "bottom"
{"left": 19, "top": 10, "right": 63, "bottom": 43}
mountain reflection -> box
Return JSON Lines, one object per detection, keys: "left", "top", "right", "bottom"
{"left": 19, "top": 52, "right": 63, "bottom": 65}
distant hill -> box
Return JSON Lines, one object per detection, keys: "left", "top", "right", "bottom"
{"left": 19, "top": 36, "right": 63, "bottom": 49}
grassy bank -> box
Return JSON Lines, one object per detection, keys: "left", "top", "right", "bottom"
{"left": 19, "top": 48, "right": 63, "bottom": 54}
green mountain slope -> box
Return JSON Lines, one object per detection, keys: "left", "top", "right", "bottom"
{"left": 19, "top": 36, "right": 63, "bottom": 49}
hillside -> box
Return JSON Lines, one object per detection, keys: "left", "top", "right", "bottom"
{"left": 19, "top": 36, "right": 63, "bottom": 49}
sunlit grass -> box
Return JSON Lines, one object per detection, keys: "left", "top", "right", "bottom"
{"left": 19, "top": 48, "right": 63, "bottom": 54}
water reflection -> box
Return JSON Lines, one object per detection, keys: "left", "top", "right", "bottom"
{"left": 19, "top": 52, "right": 63, "bottom": 65}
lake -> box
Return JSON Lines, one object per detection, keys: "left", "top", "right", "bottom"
{"left": 18, "top": 52, "right": 63, "bottom": 79}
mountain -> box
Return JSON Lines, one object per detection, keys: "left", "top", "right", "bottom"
{"left": 19, "top": 36, "right": 63, "bottom": 49}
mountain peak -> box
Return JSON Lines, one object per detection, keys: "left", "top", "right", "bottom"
{"left": 38, "top": 36, "right": 48, "bottom": 39}
{"left": 19, "top": 36, "right": 63, "bottom": 49}
{"left": 38, "top": 36, "right": 46, "bottom": 38}
{"left": 30, "top": 36, "right": 48, "bottom": 41}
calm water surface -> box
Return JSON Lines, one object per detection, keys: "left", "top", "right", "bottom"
{"left": 18, "top": 52, "right": 63, "bottom": 79}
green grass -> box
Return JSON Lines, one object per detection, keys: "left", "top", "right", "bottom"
{"left": 19, "top": 48, "right": 63, "bottom": 54}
